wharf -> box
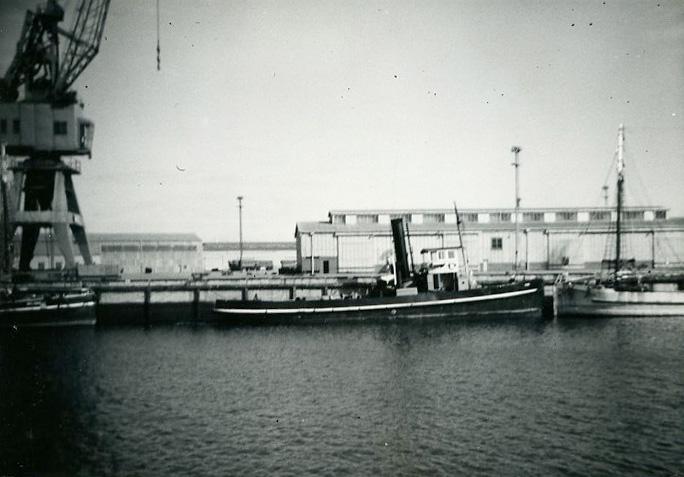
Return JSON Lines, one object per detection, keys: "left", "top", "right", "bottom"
{"left": 15, "top": 270, "right": 624, "bottom": 325}
{"left": 90, "top": 274, "right": 378, "bottom": 325}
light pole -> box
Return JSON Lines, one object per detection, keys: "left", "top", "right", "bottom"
{"left": 511, "top": 146, "right": 522, "bottom": 273}
{"left": 237, "top": 196, "right": 243, "bottom": 270}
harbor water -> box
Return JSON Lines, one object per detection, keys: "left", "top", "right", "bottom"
{"left": 1, "top": 317, "right": 683, "bottom": 476}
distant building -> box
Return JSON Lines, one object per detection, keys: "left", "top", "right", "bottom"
{"left": 295, "top": 207, "right": 684, "bottom": 274}
{"left": 15, "top": 232, "right": 204, "bottom": 274}
{"left": 203, "top": 242, "right": 296, "bottom": 272}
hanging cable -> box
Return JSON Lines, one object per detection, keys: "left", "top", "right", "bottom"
{"left": 156, "top": 0, "right": 161, "bottom": 71}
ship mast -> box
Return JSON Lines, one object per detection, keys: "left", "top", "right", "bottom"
{"left": 511, "top": 146, "right": 522, "bottom": 273}
{"left": 1, "top": 143, "right": 10, "bottom": 278}
{"left": 614, "top": 124, "right": 625, "bottom": 275}
{"left": 453, "top": 202, "right": 468, "bottom": 272}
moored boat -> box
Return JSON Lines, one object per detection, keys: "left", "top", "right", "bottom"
{"left": 555, "top": 276, "right": 684, "bottom": 317}
{"left": 0, "top": 286, "right": 96, "bottom": 327}
{"left": 555, "top": 125, "right": 684, "bottom": 317}
{"left": 214, "top": 216, "right": 545, "bottom": 324}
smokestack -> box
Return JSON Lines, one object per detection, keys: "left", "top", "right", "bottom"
{"left": 391, "top": 218, "right": 411, "bottom": 287}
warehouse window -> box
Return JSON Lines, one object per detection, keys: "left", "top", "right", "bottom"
{"left": 357, "top": 214, "right": 378, "bottom": 224}
{"left": 589, "top": 211, "right": 610, "bottom": 221}
{"left": 623, "top": 211, "right": 643, "bottom": 221}
{"left": 390, "top": 214, "right": 411, "bottom": 223}
{"left": 655, "top": 210, "right": 667, "bottom": 220}
{"left": 12, "top": 119, "right": 20, "bottom": 134}
{"left": 491, "top": 237, "right": 503, "bottom": 250}
{"left": 523, "top": 212, "right": 543, "bottom": 222}
{"left": 556, "top": 211, "right": 577, "bottom": 222}
{"left": 0, "top": 119, "right": 6, "bottom": 134}
{"left": 461, "top": 213, "right": 478, "bottom": 223}
{"left": 423, "top": 213, "right": 445, "bottom": 224}
{"left": 53, "top": 121, "right": 67, "bottom": 135}
{"left": 489, "top": 212, "right": 511, "bottom": 223}
{"left": 331, "top": 214, "right": 346, "bottom": 224}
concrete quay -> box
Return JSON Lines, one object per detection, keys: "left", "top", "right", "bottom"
{"left": 89, "top": 274, "right": 378, "bottom": 325}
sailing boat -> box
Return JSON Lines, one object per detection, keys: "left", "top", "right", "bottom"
{"left": 0, "top": 143, "right": 96, "bottom": 327}
{"left": 554, "top": 125, "right": 684, "bottom": 317}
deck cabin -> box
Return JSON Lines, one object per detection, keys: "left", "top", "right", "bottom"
{"left": 421, "top": 246, "right": 475, "bottom": 292}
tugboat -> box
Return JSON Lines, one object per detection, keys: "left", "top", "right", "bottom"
{"left": 555, "top": 125, "right": 684, "bottom": 317}
{"left": 214, "top": 214, "right": 545, "bottom": 325}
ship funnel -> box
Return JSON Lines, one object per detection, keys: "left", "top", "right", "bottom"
{"left": 391, "top": 218, "right": 412, "bottom": 287}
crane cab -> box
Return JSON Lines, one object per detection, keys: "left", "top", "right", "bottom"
{"left": 421, "top": 246, "right": 475, "bottom": 292}
{"left": 0, "top": 101, "right": 94, "bottom": 157}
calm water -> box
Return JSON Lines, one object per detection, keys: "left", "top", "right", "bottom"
{"left": 1, "top": 317, "right": 683, "bottom": 476}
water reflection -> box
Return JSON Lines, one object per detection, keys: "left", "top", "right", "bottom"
{"left": 1, "top": 317, "right": 683, "bottom": 476}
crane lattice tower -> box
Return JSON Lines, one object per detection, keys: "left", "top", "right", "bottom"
{"left": 0, "top": 0, "right": 110, "bottom": 271}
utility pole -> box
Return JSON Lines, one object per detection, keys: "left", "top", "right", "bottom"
{"left": 511, "top": 146, "right": 522, "bottom": 273}
{"left": 237, "top": 196, "right": 244, "bottom": 270}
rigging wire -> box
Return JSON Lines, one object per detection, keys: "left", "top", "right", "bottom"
{"left": 627, "top": 148, "right": 682, "bottom": 263}
{"left": 564, "top": 148, "right": 619, "bottom": 267}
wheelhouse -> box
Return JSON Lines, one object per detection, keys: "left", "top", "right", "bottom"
{"left": 421, "top": 246, "right": 474, "bottom": 292}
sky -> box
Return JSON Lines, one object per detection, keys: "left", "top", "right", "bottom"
{"left": 0, "top": 0, "right": 682, "bottom": 242}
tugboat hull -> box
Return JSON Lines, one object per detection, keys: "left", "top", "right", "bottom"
{"left": 214, "top": 280, "right": 544, "bottom": 325}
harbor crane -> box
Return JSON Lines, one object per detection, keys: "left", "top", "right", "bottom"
{"left": 0, "top": 0, "right": 110, "bottom": 271}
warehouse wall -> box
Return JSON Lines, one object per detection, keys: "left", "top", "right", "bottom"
{"left": 296, "top": 228, "right": 684, "bottom": 273}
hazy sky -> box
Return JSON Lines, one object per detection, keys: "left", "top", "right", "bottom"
{"left": 1, "top": 0, "right": 682, "bottom": 241}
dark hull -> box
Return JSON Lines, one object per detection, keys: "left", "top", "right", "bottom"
{"left": 0, "top": 291, "right": 96, "bottom": 327}
{"left": 214, "top": 279, "right": 544, "bottom": 325}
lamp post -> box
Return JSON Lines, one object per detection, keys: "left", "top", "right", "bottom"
{"left": 237, "top": 196, "right": 243, "bottom": 270}
{"left": 511, "top": 146, "right": 522, "bottom": 273}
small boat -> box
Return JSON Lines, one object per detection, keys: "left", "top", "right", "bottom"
{"left": 0, "top": 286, "right": 96, "bottom": 327}
{"left": 555, "top": 125, "right": 684, "bottom": 317}
{"left": 214, "top": 215, "right": 545, "bottom": 325}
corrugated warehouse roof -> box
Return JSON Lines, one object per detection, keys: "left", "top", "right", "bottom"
{"left": 88, "top": 233, "right": 203, "bottom": 243}
{"left": 203, "top": 241, "right": 296, "bottom": 251}
{"left": 296, "top": 217, "right": 684, "bottom": 235}
{"left": 328, "top": 206, "right": 669, "bottom": 215}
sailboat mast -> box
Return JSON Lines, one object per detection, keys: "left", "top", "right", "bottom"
{"left": 615, "top": 124, "right": 625, "bottom": 275}
{"left": 1, "top": 143, "right": 10, "bottom": 276}
{"left": 511, "top": 146, "right": 522, "bottom": 273}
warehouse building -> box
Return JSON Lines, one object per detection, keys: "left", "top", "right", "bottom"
{"left": 16, "top": 232, "right": 204, "bottom": 274}
{"left": 295, "top": 207, "right": 684, "bottom": 275}
{"left": 203, "top": 241, "right": 296, "bottom": 272}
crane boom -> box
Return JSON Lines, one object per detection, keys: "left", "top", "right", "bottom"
{"left": 0, "top": 0, "right": 110, "bottom": 103}
{"left": 55, "top": 0, "right": 110, "bottom": 95}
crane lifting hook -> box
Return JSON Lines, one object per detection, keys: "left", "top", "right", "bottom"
{"left": 156, "top": 0, "right": 161, "bottom": 71}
